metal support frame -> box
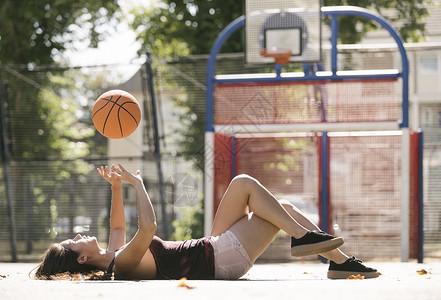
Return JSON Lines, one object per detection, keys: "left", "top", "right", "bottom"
{"left": 418, "top": 131, "right": 424, "bottom": 263}
{"left": 145, "top": 52, "right": 169, "bottom": 239}
{"left": 205, "top": 5, "right": 413, "bottom": 262}
{"left": 320, "top": 132, "right": 330, "bottom": 235}
{"left": 206, "top": 7, "right": 409, "bottom": 131}
{"left": 401, "top": 128, "right": 410, "bottom": 261}
{"left": 204, "top": 132, "right": 215, "bottom": 235}
{"left": 0, "top": 69, "right": 18, "bottom": 262}
{"left": 330, "top": 16, "right": 338, "bottom": 74}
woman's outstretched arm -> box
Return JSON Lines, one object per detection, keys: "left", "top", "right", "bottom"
{"left": 112, "top": 164, "right": 157, "bottom": 273}
{"left": 97, "top": 165, "right": 126, "bottom": 251}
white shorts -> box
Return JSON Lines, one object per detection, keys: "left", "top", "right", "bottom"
{"left": 211, "top": 230, "right": 252, "bottom": 280}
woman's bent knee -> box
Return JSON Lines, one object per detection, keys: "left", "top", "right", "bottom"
{"left": 230, "top": 174, "right": 259, "bottom": 188}
{"left": 278, "top": 199, "right": 291, "bottom": 206}
{"left": 278, "top": 199, "right": 298, "bottom": 211}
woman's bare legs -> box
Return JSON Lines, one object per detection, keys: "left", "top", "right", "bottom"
{"left": 210, "top": 174, "right": 346, "bottom": 264}
{"left": 278, "top": 199, "right": 348, "bottom": 264}
{"left": 281, "top": 200, "right": 380, "bottom": 278}
{"left": 211, "top": 174, "right": 309, "bottom": 239}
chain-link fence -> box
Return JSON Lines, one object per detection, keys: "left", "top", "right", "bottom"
{"left": 0, "top": 60, "right": 211, "bottom": 262}
{"left": 1, "top": 44, "right": 441, "bottom": 262}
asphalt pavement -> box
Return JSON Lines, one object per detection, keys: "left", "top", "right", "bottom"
{"left": 1, "top": 260, "right": 440, "bottom": 300}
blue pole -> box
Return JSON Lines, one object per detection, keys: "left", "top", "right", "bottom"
{"left": 320, "top": 132, "right": 329, "bottom": 263}
{"left": 330, "top": 15, "right": 338, "bottom": 74}
{"left": 206, "top": 16, "right": 245, "bottom": 132}
{"left": 418, "top": 130, "right": 424, "bottom": 263}
{"left": 316, "top": 63, "right": 328, "bottom": 122}
{"left": 321, "top": 132, "right": 329, "bottom": 234}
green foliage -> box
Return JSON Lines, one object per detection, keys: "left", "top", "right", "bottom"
{"left": 131, "top": 0, "right": 432, "bottom": 58}
{"left": 0, "top": 0, "right": 121, "bottom": 161}
{"left": 0, "top": 0, "right": 120, "bottom": 65}
{"left": 264, "top": 138, "right": 315, "bottom": 173}
{"left": 0, "top": 0, "right": 120, "bottom": 250}
{"left": 323, "top": 0, "right": 432, "bottom": 43}
{"left": 131, "top": 6, "right": 191, "bottom": 58}
{"left": 58, "top": 67, "right": 124, "bottom": 156}
{"left": 129, "top": 0, "right": 243, "bottom": 58}
{"left": 171, "top": 201, "right": 204, "bottom": 240}
{"left": 2, "top": 69, "right": 93, "bottom": 162}
{"left": 0, "top": 0, "right": 121, "bottom": 162}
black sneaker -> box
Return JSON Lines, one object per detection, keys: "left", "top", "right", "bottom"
{"left": 291, "top": 230, "right": 344, "bottom": 257}
{"left": 327, "top": 256, "right": 380, "bottom": 279}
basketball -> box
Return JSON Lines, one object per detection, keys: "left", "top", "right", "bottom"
{"left": 92, "top": 90, "right": 141, "bottom": 139}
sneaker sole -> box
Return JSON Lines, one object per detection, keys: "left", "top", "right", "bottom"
{"left": 291, "top": 237, "right": 344, "bottom": 257}
{"left": 327, "top": 270, "right": 381, "bottom": 279}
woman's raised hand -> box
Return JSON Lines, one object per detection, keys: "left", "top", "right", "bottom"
{"left": 114, "top": 164, "right": 142, "bottom": 186}
{"left": 97, "top": 165, "right": 122, "bottom": 188}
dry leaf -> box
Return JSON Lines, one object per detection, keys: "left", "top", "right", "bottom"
{"left": 416, "top": 269, "right": 431, "bottom": 275}
{"left": 0, "top": 274, "right": 7, "bottom": 279}
{"left": 348, "top": 274, "right": 364, "bottom": 280}
{"left": 178, "top": 277, "right": 195, "bottom": 289}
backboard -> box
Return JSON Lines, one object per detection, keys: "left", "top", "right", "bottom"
{"left": 245, "top": 0, "right": 322, "bottom": 64}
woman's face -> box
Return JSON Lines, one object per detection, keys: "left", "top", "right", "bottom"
{"left": 60, "top": 234, "right": 99, "bottom": 254}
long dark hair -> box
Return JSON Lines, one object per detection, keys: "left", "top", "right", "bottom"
{"left": 33, "top": 243, "right": 104, "bottom": 280}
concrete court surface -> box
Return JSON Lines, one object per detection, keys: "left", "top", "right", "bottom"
{"left": 0, "top": 261, "right": 440, "bottom": 300}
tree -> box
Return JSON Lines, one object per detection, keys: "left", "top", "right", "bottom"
{"left": 0, "top": 0, "right": 120, "bottom": 65}
{"left": 171, "top": 201, "right": 204, "bottom": 240}
{"left": 0, "top": 0, "right": 120, "bottom": 160}
{"left": 130, "top": 0, "right": 242, "bottom": 58}
{"left": 323, "top": 0, "right": 432, "bottom": 43}
{"left": 0, "top": 0, "right": 121, "bottom": 257}
{"left": 131, "top": 0, "right": 432, "bottom": 58}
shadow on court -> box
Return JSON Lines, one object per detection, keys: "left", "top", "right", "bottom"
{"left": 0, "top": 261, "right": 439, "bottom": 300}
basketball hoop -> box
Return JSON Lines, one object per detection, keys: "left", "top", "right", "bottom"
{"left": 260, "top": 48, "right": 292, "bottom": 64}
{"left": 245, "top": 1, "right": 322, "bottom": 64}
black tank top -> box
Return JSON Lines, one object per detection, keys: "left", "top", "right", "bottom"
{"left": 148, "top": 235, "right": 215, "bottom": 280}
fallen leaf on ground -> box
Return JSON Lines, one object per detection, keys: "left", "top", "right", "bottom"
{"left": 0, "top": 275, "right": 7, "bottom": 279}
{"left": 416, "top": 269, "right": 431, "bottom": 275}
{"left": 178, "top": 277, "right": 195, "bottom": 289}
{"left": 348, "top": 274, "right": 364, "bottom": 280}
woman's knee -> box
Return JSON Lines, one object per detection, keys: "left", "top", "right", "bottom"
{"left": 230, "top": 174, "right": 259, "bottom": 189}
{"left": 278, "top": 199, "right": 299, "bottom": 212}
{"left": 278, "top": 199, "right": 292, "bottom": 208}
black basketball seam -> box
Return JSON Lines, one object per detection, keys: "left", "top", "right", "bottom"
{"left": 92, "top": 98, "right": 112, "bottom": 118}
{"left": 103, "top": 94, "right": 123, "bottom": 136}
{"left": 118, "top": 101, "right": 140, "bottom": 137}
{"left": 94, "top": 97, "right": 137, "bottom": 115}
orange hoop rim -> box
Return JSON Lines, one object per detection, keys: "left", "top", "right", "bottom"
{"left": 259, "top": 48, "right": 292, "bottom": 64}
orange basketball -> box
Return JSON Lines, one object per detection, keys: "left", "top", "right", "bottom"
{"left": 92, "top": 90, "right": 141, "bottom": 139}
